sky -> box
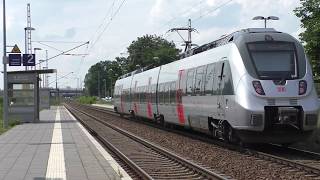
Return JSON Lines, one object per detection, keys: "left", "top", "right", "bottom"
{"left": 0, "top": 0, "right": 304, "bottom": 89}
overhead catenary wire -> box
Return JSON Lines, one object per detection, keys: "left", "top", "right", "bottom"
{"left": 88, "top": 0, "right": 117, "bottom": 44}
{"left": 35, "top": 41, "right": 89, "bottom": 66}
{"left": 35, "top": 41, "right": 64, "bottom": 52}
{"left": 89, "top": 0, "right": 127, "bottom": 52}
{"left": 103, "top": 0, "right": 230, "bottom": 60}
{"left": 193, "top": 0, "right": 234, "bottom": 22}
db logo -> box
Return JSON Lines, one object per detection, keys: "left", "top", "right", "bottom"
{"left": 277, "top": 87, "right": 286, "bottom": 92}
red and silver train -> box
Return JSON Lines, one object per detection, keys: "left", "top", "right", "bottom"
{"left": 113, "top": 28, "right": 319, "bottom": 144}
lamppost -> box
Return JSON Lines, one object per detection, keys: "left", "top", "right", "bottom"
{"left": 252, "top": 16, "right": 279, "bottom": 28}
{"left": 33, "top": 47, "right": 42, "bottom": 70}
{"left": 103, "top": 79, "right": 106, "bottom": 98}
{"left": 24, "top": 26, "right": 35, "bottom": 71}
{"left": 2, "top": 0, "right": 8, "bottom": 128}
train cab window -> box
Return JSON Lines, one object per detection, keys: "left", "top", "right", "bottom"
{"left": 186, "top": 69, "right": 195, "bottom": 95}
{"left": 194, "top": 66, "right": 205, "bottom": 95}
{"left": 204, "top": 64, "right": 215, "bottom": 95}
{"left": 170, "top": 82, "right": 176, "bottom": 104}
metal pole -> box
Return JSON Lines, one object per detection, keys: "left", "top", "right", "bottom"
{"left": 264, "top": 18, "right": 267, "bottom": 28}
{"left": 45, "top": 50, "right": 48, "bottom": 87}
{"left": 2, "top": 0, "right": 8, "bottom": 128}
{"left": 110, "top": 78, "right": 112, "bottom": 98}
{"left": 55, "top": 72, "right": 57, "bottom": 90}
{"left": 104, "top": 79, "right": 106, "bottom": 97}
{"left": 98, "top": 72, "right": 100, "bottom": 98}
{"left": 24, "top": 29, "right": 27, "bottom": 70}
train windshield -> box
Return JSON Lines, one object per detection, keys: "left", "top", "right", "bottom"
{"left": 248, "top": 42, "right": 297, "bottom": 79}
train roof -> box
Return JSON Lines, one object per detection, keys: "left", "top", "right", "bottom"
{"left": 118, "top": 28, "right": 283, "bottom": 80}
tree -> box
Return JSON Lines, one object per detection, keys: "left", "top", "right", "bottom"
{"left": 84, "top": 60, "right": 123, "bottom": 96}
{"left": 294, "top": 0, "right": 320, "bottom": 79}
{"left": 127, "top": 34, "right": 180, "bottom": 71}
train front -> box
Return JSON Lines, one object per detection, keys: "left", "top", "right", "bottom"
{"left": 233, "top": 29, "right": 319, "bottom": 144}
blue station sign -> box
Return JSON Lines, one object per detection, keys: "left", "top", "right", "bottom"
{"left": 23, "top": 54, "right": 36, "bottom": 66}
{"left": 8, "top": 54, "right": 22, "bottom": 66}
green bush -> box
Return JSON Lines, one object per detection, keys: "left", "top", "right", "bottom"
{"left": 77, "top": 96, "right": 97, "bottom": 104}
{"left": 9, "top": 119, "right": 20, "bottom": 127}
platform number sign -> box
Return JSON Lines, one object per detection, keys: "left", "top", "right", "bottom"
{"left": 23, "top": 54, "right": 36, "bottom": 66}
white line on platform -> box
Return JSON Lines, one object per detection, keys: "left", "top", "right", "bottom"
{"left": 64, "top": 106, "right": 132, "bottom": 180}
{"left": 46, "top": 107, "right": 67, "bottom": 180}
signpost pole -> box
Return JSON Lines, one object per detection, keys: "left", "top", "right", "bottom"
{"left": 2, "top": 0, "right": 8, "bottom": 128}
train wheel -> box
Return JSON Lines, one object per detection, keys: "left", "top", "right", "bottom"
{"left": 159, "top": 115, "right": 165, "bottom": 127}
{"left": 223, "top": 123, "right": 238, "bottom": 144}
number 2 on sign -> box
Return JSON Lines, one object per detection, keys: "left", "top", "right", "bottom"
{"left": 27, "top": 54, "right": 34, "bottom": 64}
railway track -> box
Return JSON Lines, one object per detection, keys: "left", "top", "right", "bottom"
{"left": 77, "top": 103, "right": 320, "bottom": 178}
{"left": 65, "top": 103, "right": 227, "bottom": 180}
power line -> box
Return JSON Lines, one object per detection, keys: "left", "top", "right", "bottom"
{"left": 32, "top": 40, "right": 88, "bottom": 44}
{"left": 193, "top": 0, "right": 234, "bottom": 22}
{"left": 36, "top": 41, "right": 89, "bottom": 66}
{"left": 89, "top": 0, "right": 127, "bottom": 51}
{"left": 88, "top": 0, "right": 117, "bottom": 44}
{"left": 35, "top": 41, "right": 64, "bottom": 52}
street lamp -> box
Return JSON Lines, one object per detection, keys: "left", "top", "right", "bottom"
{"left": 3, "top": 0, "right": 8, "bottom": 128}
{"left": 252, "top": 16, "right": 279, "bottom": 28}
{"left": 33, "top": 47, "right": 42, "bottom": 70}
{"left": 103, "top": 79, "right": 106, "bottom": 98}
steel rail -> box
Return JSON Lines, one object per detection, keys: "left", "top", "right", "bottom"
{"left": 65, "top": 103, "right": 226, "bottom": 180}
{"left": 84, "top": 103, "right": 320, "bottom": 177}
{"left": 65, "top": 104, "right": 152, "bottom": 180}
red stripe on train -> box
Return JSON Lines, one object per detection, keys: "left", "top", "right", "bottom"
{"left": 147, "top": 102, "right": 153, "bottom": 118}
{"left": 176, "top": 70, "right": 185, "bottom": 124}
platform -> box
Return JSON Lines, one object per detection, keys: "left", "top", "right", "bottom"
{"left": 0, "top": 106, "right": 131, "bottom": 180}
{"left": 92, "top": 104, "right": 114, "bottom": 110}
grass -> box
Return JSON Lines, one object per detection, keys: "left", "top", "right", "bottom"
{"left": 77, "top": 96, "right": 97, "bottom": 104}
{"left": 0, "top": 97, "right": 21, "bottom": 135}
{"left": 96, "top": 98, "right": 113, "bottom": 105}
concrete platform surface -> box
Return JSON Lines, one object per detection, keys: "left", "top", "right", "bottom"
{"left": 0, "top": 106, "right": 131, "bottom": 180}
{"left": 92, "top": 104, "right": 114, "bottom": 110}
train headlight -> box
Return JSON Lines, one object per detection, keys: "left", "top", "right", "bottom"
{"left": 299, "top": 80, "right": 307, "bottom": 95}
{"left": 252, "top": 81, "right": 265, "bottom": 95}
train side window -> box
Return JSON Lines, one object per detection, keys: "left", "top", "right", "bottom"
{"left": 144, "top": 86, "right": 147, "bottom": 103}
{"left": 170, "top": 82, "right": 176, "bottom": 104}
{"left": 137, "top": 87, "right": 140, "bottom": 103}
{"left": 151, "top": 85, "right": 156, "bottom": 103}
{"left": 204, "top": 64, "right": 215, "bottom": 95}
{"left": 186, "top": 69, "right": 195, "bottom": 96}
{"left": 222, "top": 61, "right": 234, "bottom": 95}
{"left": 143, "top": 86, "right": 147, "bottom": 103}
{"left": 141, "top": 86, "right": 144, "bottom": 103}
{"left": 194, "top": 66, "right": 205, "bottom": 95}
{"left": 163, "top": 84, "right": 167, "bottom": 104}
{"left": 159, "top": 84, "right": 163, "bottom": 104}
{"left": 166, "top": 83, "right": 170, "bottom": 104}
{"left": 213, "top": 62, "right": 223, "bottom": 95}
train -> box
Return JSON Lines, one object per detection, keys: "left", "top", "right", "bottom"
{"left": 113, "top": 28, "right": 319, "bottom": 144}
